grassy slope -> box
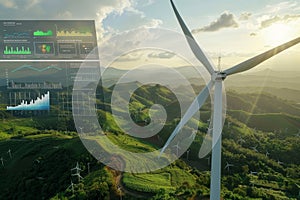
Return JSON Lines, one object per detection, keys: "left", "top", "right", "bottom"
{"left": 0, "top": 135, "right": 97, "bottom": 199}
{"left": 0, "top": 85, "right": 299, "bottom": 199}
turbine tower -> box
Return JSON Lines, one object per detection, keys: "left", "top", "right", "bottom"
{"left": 0, "top": 157, "right": 5, "bottom": 167}
{"left": 186, "top": 148, "right": 191, "bottom": 160}
{"left": 161, "top": 1, "right": 300, "bottom": 199}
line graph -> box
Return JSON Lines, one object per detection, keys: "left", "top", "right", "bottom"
{"left": 11, "top": 65, "right": 63, "bottom": 73}
{"left": 4, "top": 32, "right": 30, "bottom": 39}
{"left": 7, "top": 91, "right": 50, "bottom": 111}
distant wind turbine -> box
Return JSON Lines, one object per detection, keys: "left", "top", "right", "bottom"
{"left": 0, "top": 157, "right": 5, "bottom": 167}
{"left": 237, "top": 137, "right": 245, "bottom": 145}
{"left": 173, "top": 142, "right": 181, "bottom": 157}
{"left": 71, "top": 162, "right": 83, "bottom": 182}
{"left": 7, "top": 149, "right": 12, "bottom": 159}
{"left": 67, "top": 180, "right": 75, "bottom": 194}
{"left": 277, "top": 160, "right": 284, "bottom": 165}
{"left": 87, "top": 162, "right": 90, "bottom": 174}
{"left": 224, "top": 162, "right": 234, "bottom": 172}
{"left": 72, "top": 171, "right": 83, "bottom": 182}
{"left": 265, "top": 151, "right": 270, "bottom": 158}
{"left": 160, "top": 1, "right": 300, "bottom": 199}
{"left": 250, "top": 171, "right": 258, "bottom": 175}
{"left": 206, "top": 156, "right": 211, "bottom": 166}
{"left": 227, "top": 121, "right": 231, "bottom": 129}
{"left": 207, "top": 127, "right": 213, "bottom": 134}
{"left": 71, "top": 162, "right": 82, "bottom": 173}
{"left": 186, "top": 148, "right": 191, "bottom": 160}
{"left": 251, "top": 145, "right": 259, "bottom": 152}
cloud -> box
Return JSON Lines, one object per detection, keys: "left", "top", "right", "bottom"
{"left": 25, "top": 0, "right": 41, "bottom": 9}
{"left": 0, "top": 0, "right": 155, "bottom": 42}
{"left": 0, "top": 0, "right": 18, "bottom": 9}
{"left": 148, "top": 52, "right": 175, "bottom": 59}
{"left": 136, "top": 0, "right": 155, "bottom": 7}
{"left": 192, "top": 11, "right": 239, "bottom": 33}
{"left": 0, "top": 0, "right": 42, "bottom": 10}
{"left": 239, "top": 12, "right": 252, "bottom": 21}
{"left": 265, "top": 1, "right": 299, "bottom": 13}
{"left": 260, "top": 14, "right": 300, "bottom": 28}
{"left": 103, "top": 8, "right": 162, "bottom": 33}
{"left": 94, "top": 0, "right": 133, "bottom": 40}
{"left": 99, "top": 27, "right": 153, "bottom": 65}
{"left": 260, "top": 16, "right": 281, "bottom": 28}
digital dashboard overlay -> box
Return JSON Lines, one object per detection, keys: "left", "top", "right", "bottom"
{"left": 0, "top": 20, "right": 100, "bottom": 115}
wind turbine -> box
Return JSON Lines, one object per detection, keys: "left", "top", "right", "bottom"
{"left": 71, "top": 162, "right": 83, "bottom": 182}
{"left": 87, "top": 162, "right": 90, "bottom": 174}
{"left": 250, "top": 171, "right": 258, "bottom": 175}
{"left": 186, "top": 148, "right": 191, "bottom": 160}
{"left": 79, "top": 127, "right": 83, "bottom": 134}
{"left": 227, "top": 121, "right": 231, "bottom": 129}
{"left": 160, "top": 1, "right": 300, "bottom": 199}
{"left": 173, "top": 142, "right": 181, "bottom": 157}
{"left": 72, "top": 171, "right": 83, "bottom": 182}
{"left": 71, "top": 162, "right": 82, "bottom": 173}
{"left": 277, "top": 160, "right": 284, "bottom": 165}
{"left": 67, "top": 180, "right": 75, "bottom": 194}
{"left": 265, "top": 151, "right": 270, "bottom": 158}
{"left": 237, "top": 137, "right": 245, "bottom": 145}
{"left": 224, "top": 162, "right": 234, "bottom": 172}
{"left": 7, "top": 149, "right": 12, "bottom": 159}
{"left": 206, "top": 156, "right": 211, "bottom": 166}
{"left": 0, "top": 157, "right": 5, "bottom": 167}
{"left": 117, "top": 185, "right": 123, "bottom": 200}
{"left": 207, "top": 127, "right": 213, "bottom": 134}
{"left": 250, "top": 145, "right": 259, "bottom": 152}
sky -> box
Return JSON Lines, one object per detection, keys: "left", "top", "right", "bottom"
{"left": 0, "top": 0, "right": 300, "bottom": 71}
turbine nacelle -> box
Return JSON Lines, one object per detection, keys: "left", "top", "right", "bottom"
{"left": 212, "top": 71, "right": 227, "bottom": 81}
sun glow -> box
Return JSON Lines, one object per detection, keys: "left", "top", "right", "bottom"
{"left": 263, "top": 23, "right": 294, "bottom": 46}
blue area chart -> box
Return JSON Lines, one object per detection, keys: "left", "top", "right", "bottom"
{"left": 7, "top": 91, "right": 50, "bottom": 111}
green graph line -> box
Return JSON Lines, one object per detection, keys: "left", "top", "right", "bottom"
{"left": 11, "top": 65, "right": 62, "bottom": 73}
{"left": 4, "top": 46, "right": 32, "bottom": 55}
{"left": 34, "top": 30, "right": 53, "bottom": 36}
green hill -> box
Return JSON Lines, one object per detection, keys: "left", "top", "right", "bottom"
{"left": 0, "top": 82, "right": 299, "bottom": 199}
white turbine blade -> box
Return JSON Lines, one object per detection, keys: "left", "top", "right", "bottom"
{"left": 159, "top": 80, "right": 214, "bottom": 156}
{"left": 210, "top": 81, "right": 223, "bottom": 200}
{"left": 170, "top": 0, "right": 215, "bottom": 75}
{"left": 224, "top": 37, "right": 300, "bottom": 75}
